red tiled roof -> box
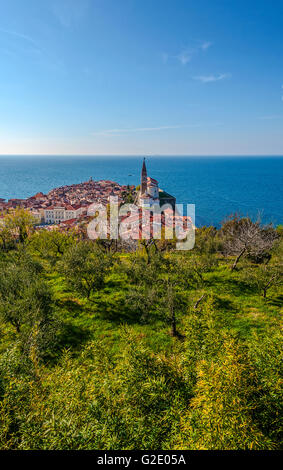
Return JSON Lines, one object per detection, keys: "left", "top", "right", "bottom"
{"left": 59, "top": 218, "right": 77, "bottom": 225}
{"left": 147, "top": 176, "right": 158, "bottom": 185}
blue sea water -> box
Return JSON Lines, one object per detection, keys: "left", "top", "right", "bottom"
{"left": 0, "top": 155, "right": 282, "bottom": 227}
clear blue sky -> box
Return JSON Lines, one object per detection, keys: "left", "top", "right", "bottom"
{"left": 0, "top": 0, "right": 283, "bottom": 155}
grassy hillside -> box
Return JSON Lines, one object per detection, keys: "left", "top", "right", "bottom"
{"left": 0, "top": 216, "right": 282, "bottom": 450}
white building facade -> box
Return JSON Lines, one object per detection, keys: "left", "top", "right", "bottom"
{"left": 44, "top": 205, "right": 84, "bottom": 224}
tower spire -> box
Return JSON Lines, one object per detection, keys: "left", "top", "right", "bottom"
{"left": 141, "top": 157, "right": 147, "bottom": 194}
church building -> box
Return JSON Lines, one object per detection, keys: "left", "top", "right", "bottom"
{"left": 138, "top": 158, "right": 176, "bottom": 209}
{"left": 138, "top": 158, "right": 160, "bottom": 208}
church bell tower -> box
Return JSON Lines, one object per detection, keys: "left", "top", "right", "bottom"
{"left": 141, "top": 158, "right": 147, "bottom": 195}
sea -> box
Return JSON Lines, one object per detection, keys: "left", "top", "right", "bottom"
{"left": 0, "top": 155, "right": 282, "bottom": 228}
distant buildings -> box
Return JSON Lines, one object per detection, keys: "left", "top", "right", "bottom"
{"left": 0, "top": 179, "right": 133, "bottom": 229}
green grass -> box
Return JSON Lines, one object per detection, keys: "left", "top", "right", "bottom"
{"left": 42, "top": 257, "right": 282, "bottom": 362}
{"left": 0, "top": 249, "right": 282, "bottom": 450}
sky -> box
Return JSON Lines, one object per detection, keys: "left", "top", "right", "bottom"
{"left": 0, "top": 0, "right": 283, "bottom": 156}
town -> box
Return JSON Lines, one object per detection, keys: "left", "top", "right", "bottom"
{"left": 0, "top": 160, "right": 192, "bottom": 242}
{"left": 0, "top": 178, "right": 134, "bottom": 230}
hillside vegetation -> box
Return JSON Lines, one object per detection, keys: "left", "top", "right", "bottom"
{"left": 0, "top": 212, "right": 282, "bottom": 450}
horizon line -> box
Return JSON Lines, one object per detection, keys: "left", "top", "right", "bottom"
{"left": 0, "top": 154, "right": 283, "bottom": 158}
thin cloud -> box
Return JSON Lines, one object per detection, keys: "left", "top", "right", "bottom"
{"left": 0, "top": 27, "right": 64, "bottom": 72}
{"left": 0, "top": 27, "right": 46, "bottom": 63}
{"left": 92, "top": 124, "right": 200, "bottom": 136}
{"left": 166, "top": 40, "right": 212, "bottom": 66}
{"left": 0, "top": 27, "right": 39, "bottom": 48}
{"left": 51, "top": 0, "right": 89, "bottom": 28}
{"left": 200, "top": 41, "right": 213, "bottom": 50}
{"left": 176, "top": 49, "right": 194, "bottom": 65}
{"left": 193, "top": 73, "right": 231, "bottom": 83}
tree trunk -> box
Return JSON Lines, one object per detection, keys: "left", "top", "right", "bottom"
{"left": 262, "top": 275, "right": 276, "bottom": 299}
{"left": 194, "top": 294, "right": 206, "bottom": 309}
{"left": 231, "top": 247, "right": 246, "bottom": 271}
{"left": 263, "top": 288, "right": 267, "bottom": 299}
{"left": 170, "top": 305, "right": 177, "bottom": 337}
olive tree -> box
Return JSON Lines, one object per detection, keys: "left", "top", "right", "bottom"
{"left": 242, "top": 263, "right": 283, "bottom": 299}
{"left": 124, "top": 251, "right": 199, "bottom": 337}
{"left": 0, "top": 254, "right": 55, "bottom": 358}
{"left": 59, "top": 241, "right": 114, "bottom": 299}
{"left": 28, "top": 230, "right": 75, "bottom": 264}
{"left": 221, "top": 215, "right": 278, "bottom": 271}
{"left": 5, "top": 208, "right": 36, "bottom": 243}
